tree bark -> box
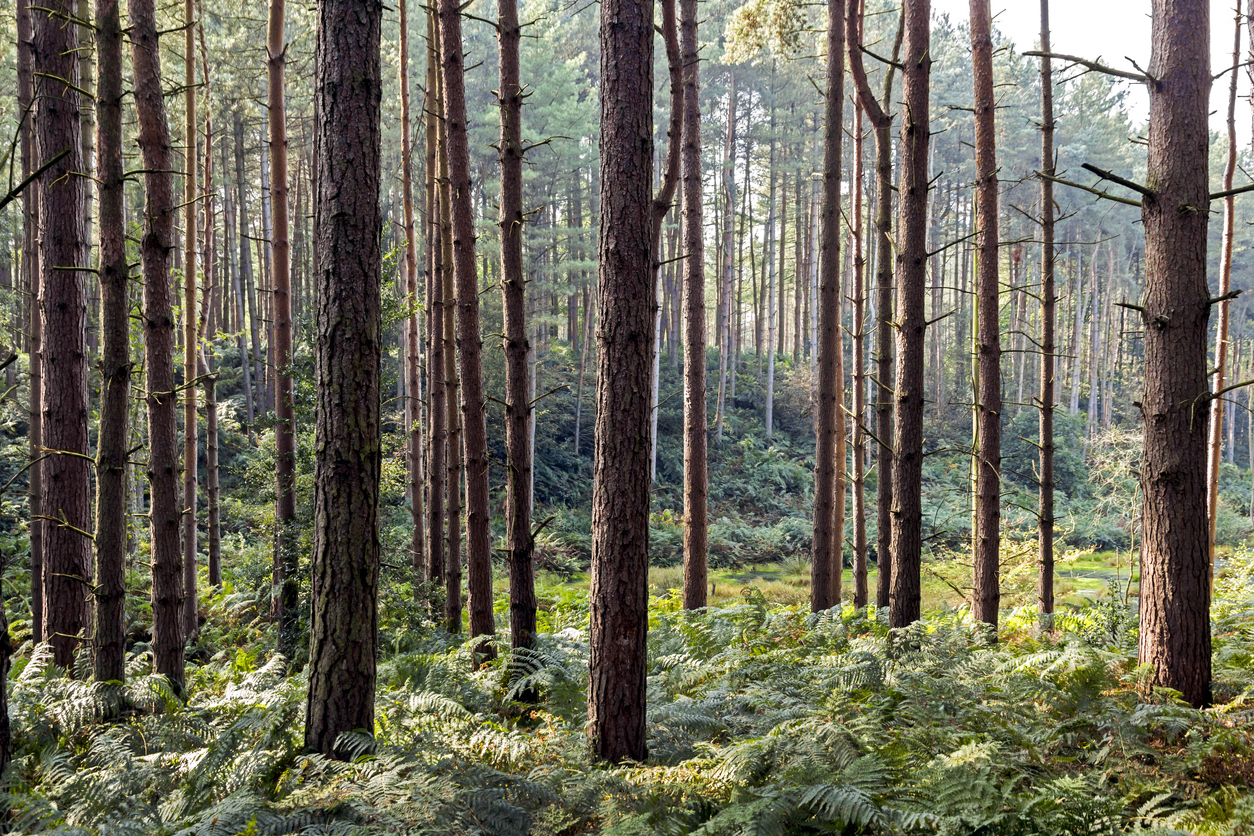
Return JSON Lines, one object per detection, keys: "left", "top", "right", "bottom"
{"left": 235, "top": 116, "right": 264, "bottom": 426}
{"left": 304, "top": 0, "right": 383, "bottom": 757}
{"left": 1137, "top": 0, "right": 1212, "bottom": 709}
{"left": 715, "top": 72, "right": 735, "bottom": 447}
{"left": 589, "top": 0, "right": 654, "bottom": 764}
{"left": 439, "top": 0, "right": 496, "bottom": 658}
{"left": 851, "top": 105, "right": 867, "bottom": 609}
{"left": 131, "top": 0, "right": 185, "bottom": 689}
{"left": 425, "top": 8, "right": 446, "bottom": 593}
{"left": 36, "top": 0, "right": 91, "bottom": 670}
{"left": 438, "top": 59, "right": 463, "bottom": 635}
{"left": 680, "top": 0, "right": 706, "bottom": 611}
{"left": 970, "top": 0, "right": 1001, "bottom": 631}
{"left": 810, "top": 0, "right": 845, "bottom": 612}
{"left": 1037, "top": 0, "right": 1057, "bottom": 618}
{"left": 269, "top": 0, "right": 298, "bottom": 656}
{"left": 182, "top": 0, "right": 199, "bottom": 644}
{"left": 94, "top": 0, "right": 128, "bottom": 683}
{"left": 889, "top": 0, "right": 931, "bottom": 628}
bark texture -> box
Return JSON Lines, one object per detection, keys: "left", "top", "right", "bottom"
{"left": 304, "top": 0, "right": 383, "bottom": 756}
{"left": 589, "top": 0, "right": 654, "bottom": 764}
{"left": 1038, "top": 0, "right": 1056, "bottom": 617}
{"left": 426, "top": 9, "right": 447, "bottom": 593}
{"left": 1137, "top": 0, "right": 1212, "bottom": 709}
{"left": 182, "top": 0, "right": 199, "bottom": 643}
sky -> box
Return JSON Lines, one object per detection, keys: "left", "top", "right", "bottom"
{"left": 930, "top": 0, "right": 1250, "bottom": 137}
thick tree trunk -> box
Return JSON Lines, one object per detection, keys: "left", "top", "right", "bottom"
{"left": 889, "top": 0, "right": 930, "bottom": 628}
{"left": 269, "top": 0, "right": 298, "bottom": 656}
{"left": 1037, "top": 0, "right": 1057, "bottom": 617}
{"left": 18, "top": 0, "right": 44, "bottom": 647}
{"left": 680, "top": 0, "right": 706, "bottom": 610}
{"left": 439, "top": 74, "right": 463, "bottom": 635}
{"left": 811, "top": 0, "right": 845, "bottom": 612}
{"left": 400, "top": 0, "right": 426, "bottom": 597}
{"left": 1137, "top": 0, "right": 1212, "bottom": 709}
{"left": 439, "top": 0, "right": 497, "bottom": 657}
{"left": 36, "top": 0, "right": 91, "bottom": 670}
{"left": 94, "top": 0, "right": 128, "bottom": 684}
{"left": 498, "top": 0, "right": 536, "bottom": 653}
{"left": 182, "top": 0, "right": 199, "bottom": 644}
{"left": 1207, "top": 2, "right": 1241, "bottom": 589}
{"left": 304, "top": 0, "right": 382, "bottom": 757}
{"left": 131, "top": 0, "right": 185, "bottom": 689}
{"left": 588, "top": 0, "right": 654, "bottom": 764}
{"left": 970, "top": 0, "right": 1001, "bottom": 631}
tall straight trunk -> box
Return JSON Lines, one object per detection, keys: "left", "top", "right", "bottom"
{"left": 305, "top": 0, "right": 383, "bottom": 757}
{"left": 18, "top": 0, "right": 44, "bottom": 646}
{"left": 811, "top": 0, "right": 845, "bottom": 612}
{"left": 1069, "top": 246, "right": 1083, "bottom": 415}
{"left": 131, "top": 0, "right": 185, "bottom": 689}
{"left": 235, "top": 116, "right": 263, "bottom": 426}
{"left": 765, "top": 73, "right": 778, "bottom": 437}
{"left": 439, "top": 0, "right": 496, "bottom": 656}
{"left": 1137, "top": 0, "right": 1212, "bottom": 709}
{"left": 225, "top": 158, "right": 255, "bottom": 445}
{"left": 970, "top": 0, "right": 1001, "bottom": 630}
{"left": 851, "top": 105, "right": 867, "bottom": 608}
{"left": 36, "top": 0, "right": 91, "bottom": 670}
{"left": 793, "top": 167, "right": 803, "bottom": 361}
{"left": 182, "top": 0, "right": 199, "bottom": 643}
{"left": 259, "top": 147, "right": 275, "bottom": 414}
{"left": 1208, "top": 1, "right": 1241, "bottom": 588}
{"left": 1085, "top": 244, "right": 1101, "bottom": 443}
{"left": 778, "top": 158, "right": 788, "bottom": 357}
{"left": 198, "top": 43, "right": 222, "bottom": 590}
{"left": 439, "top": 66, "right": 463, "bottom": 634}
{"left": 94, "top": 0, "right": 128, "bottom": 684}
{"left": 269, "top": 0, "right": 298, "bottom": 655}
{"left": 1037, "top": 0, "right": 1057, "bottom": 617}
{"left": 426, "top": 9, "right": 446, "bottom": 590}
{"left": 588, "top": 0, "right": 654, "bottom": 764}
{"left": 680, "top": 0, "right": 706, "bottom": 610}
{"left": 498, "top": 0, "right": 536, "bottom": 652}
{"left": 889, "top": 0, "right": 930, "bottom": 628}
{"left": 400, "top": 0, "right": 426, "bottom": 595}
{"left": 715, "top": 72, "right": 736, "bottom": 445}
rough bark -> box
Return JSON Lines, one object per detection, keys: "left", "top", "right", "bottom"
{"left": 131, "top": 0, "right": 185, "bottom": 689}
{"left": 970, "top": 0, "right": 1001, "bottom": 630}
{"left": 588, "top": 0, "right": 654, "bottom": 764}
{"left": 426, "top": 8, "right": 446, "bottom": 592}
{"left": 680, "top": 0, "right": 706, "bottom": 610}
{"left": 36, "top": 0, "right": 91, "bottom": 670}
{"left": 1137, "top": 0, "right": 1212, "bottom": 709}
{"left": 304, "top": 0, "right": 383, "bottom": 757}
{"left": 811, "top": 0, "right": 845, "bottom": 612}
{"left": 269, "top": 0, "right": 298, "bottom": 657}
{"left": 439, "top": 65, "right": 463, "bottom": 635}
{"left": 889, "top": 0, "right": 930, "bottom": 629}
{"left": 182, "top": 0, "right": 199, "bottom": 644}
{"left": 94, "top": 0, "right": 128, "bottom": 683}
{"left": 438, "top": 0, "right": 496, "bottom": 656}
{"left": 851, "top": 104, "right": 867, "bottom": 609}
{"left": 1037, "top": 0, "right": 1057, "bottom": 617}
{"left": 498, "top": 0, "right": 536, "bottom": 652}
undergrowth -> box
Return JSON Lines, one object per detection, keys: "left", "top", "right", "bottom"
{"left": 3, "top": 551, "right": 1254, "bottom": 836}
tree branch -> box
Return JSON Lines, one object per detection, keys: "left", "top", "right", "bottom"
{"left": 1022, "top": 51, "right": 1151, "bottom": 84}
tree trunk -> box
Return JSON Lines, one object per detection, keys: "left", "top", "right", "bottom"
{"left": 400, "top": 0, "right": 426, "bottom": 598}
{"left": 680, "top": 0, "right": 706, "bottom": 610}
{"left": 851, "top": 105, "right": 867, "bottom": 609}
{"left": 196, "top": 25, "right": 221, "bottom": 592}
{"left": 425, "top": 8, "right": 447, "bottom": 592}
{"left": 811, "top": 0, "right": 845, "bottom": 612}
{"left": 439, "top": 0, "right": 496, "bottom": 658}
{"left": 94, "top": 0, "right": 128, "bottom": 684}
{"left": 1037, "top": 0, "right": 1057, "bottom": 617}
{"left": 714, "top": 71, "right": 736, "bottom": 446}
{"left": 970, "top": 0, "right": 1001, "bottom": 631}
{"left": 889, "top": 0, "right": 931, "bottom": 628}
{"left": 1137, "top": 0, "right": 1212, "bottom": 709}
{"left": 497, "top": 0, "right": 536, "bottom": 654}
{"left": 18, "top": 0, "right": 44, "bottom": 647}
{"left": 588, "top": 0, "right": 654, "bottom": 764}
{"left": 182, "top": 0, "right": 199, "bottom": 644}
{"left": 269, "top": 0, "right": 298, "bottom": 655}
{"left": 438, "top": 62, "right": 463, "bottom": 635}
{"left": 131, "top": 0, "right": 185, "bottom": 689}
{"left": 1207, "top": 1, "right": 1241, "bottom": 590}
{"left": 305, "top": 0, "right": 383, "bottom": 757}
{"left": 765, "top": 74, "right": 777, "bottom": 438}
{"left": 36, "top": 0, "right": 91, "bottom": 670}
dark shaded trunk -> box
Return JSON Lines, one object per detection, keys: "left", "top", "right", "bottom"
{"left": 94, "top": 0, "right": 128, "bottom": 683}
{"left": 851, "top": 105, "right": 867, "bottom": 609}
{"left": 498, "top": 0, "right": 535, "bottom": 653}
{"left": 811, "top": 0, "right": 845, "bottom": 612}
{"left": 438, "top": 0, "right": 496, "bottom": 653}
{"left": 588, "top": 0, "right": 654, "bottom": 764}
{"left": 304, "top": 0, "right": 383, "bottom": 757}
{"left": 889, "top": 0, "right": 930, "bottom": 628}
{"left": 198, "top": 25, "right": 221, "bottom": 591}
{"left": 426, "top": 9, "right": 447, "bottom": 593}
{"left": 970, "top": 0, "right": 1001, "bottom": 630}
{"left": 1137, "top": 0, "right": 1212, "bottom": 709}
{"left": 439, "top": 65, "right": 463, "bottom": 635}
{"left": 1037, "top": 0, "right": 1056, "bottom": 617}
{"left": 36, "top": 0, "right": 91, "bottom": 670}
{"left": 182, "top": 0, "right": 199, "bottom": 645}
{"left": 131, "top": 0, "right": 185, "bottom": 689}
